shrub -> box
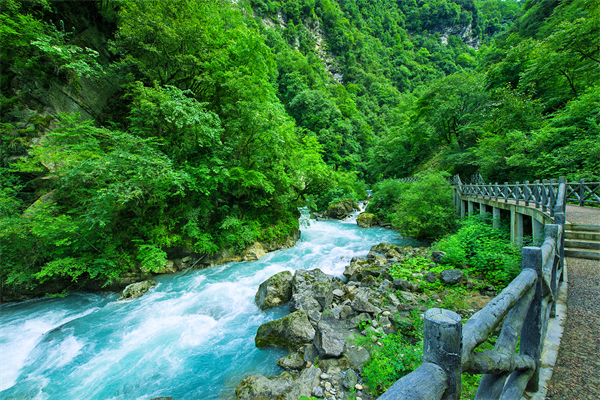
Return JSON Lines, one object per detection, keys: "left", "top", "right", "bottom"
{"left": 434, "top": 214, "right": 521, "bottom": 287}
{"left": 389, "top": 171, "right": 456, "bottom": 239}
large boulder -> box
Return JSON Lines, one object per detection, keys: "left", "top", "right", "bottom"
{"left": 255, "top": 271, "right": 293, "bottom": 310}
{"left": 314, "top": 314, "right": 351, "bottom": 358}
{"left": 290, "top": 269, "right": 334, "bottom": 312}
{"left": 356, "top": 213, "right": 378, "bottom": 228}
{"left": 117, "top": 280, "right": 157, "bottom": 301}
{"left": 326, "top": 200, "right": 355, "bottom": 219}
{"left": 255, "top": 310, "right": 316, "bottom": 351}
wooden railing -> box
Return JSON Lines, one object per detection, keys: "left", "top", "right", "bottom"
{"left": 379, "top": 180, "right": 567, "bottom": 400}
{"left": 455, "top": 175, "right": 600, "bottom": 211}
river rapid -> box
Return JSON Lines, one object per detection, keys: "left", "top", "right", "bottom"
{"left": 0, "top": 211, "right": 418, "bottom": 400}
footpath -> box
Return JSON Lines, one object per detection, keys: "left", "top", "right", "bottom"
{"left": 545, "top": 205, "right": 600, "bottom": 399}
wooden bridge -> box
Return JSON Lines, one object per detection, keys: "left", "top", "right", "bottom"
{"left": 379, "top": 176, "right": 600, "bottom": 400}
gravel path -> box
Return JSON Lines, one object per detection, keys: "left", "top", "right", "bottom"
{"left": 546, "top": 205, "right": 600, "bottom": 399}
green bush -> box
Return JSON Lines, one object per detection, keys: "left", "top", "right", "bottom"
{"left": 366, "top": 179, "right": 405, "bottom": 218}
{"left": 434, "top": 214, "right": 521, "bottom": 287}
{"left": 390, "top": 172, "right": 456, "bottom": 239}
{"left": 361, "top": 309, "right": 424, "bottom": 395}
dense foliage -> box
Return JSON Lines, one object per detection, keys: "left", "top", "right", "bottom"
{"left": 434, "top": 214, "right": 522, "bottom": 286}
{"left": 1, "top": 0, "right": 597, "bottom": 291}
{"left": 367, "top": 172, "right": 455, "bottom": 239}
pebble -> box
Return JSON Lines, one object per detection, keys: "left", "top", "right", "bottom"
{"left": 320, "top": 373, "right": 331, "bottom": 380}
{"left": 306, "top": 362, "right": 313, "bottom": 368}
{"left": 324, "top": 382, "right": 332, "bottom": 390}
{"left": 356, "top": 397, "right": 362, "bottom": 400}
{"left": 355, "top": 384, "right": 363, "bottom": 391}
{"left": 382, "top": 311, "right": 391, "bottom": 316}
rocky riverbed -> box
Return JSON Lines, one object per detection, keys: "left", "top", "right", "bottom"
{"left": 236, "top": 241, "right": 495, "bottom": 400}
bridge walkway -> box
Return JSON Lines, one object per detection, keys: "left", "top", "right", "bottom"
{"left": 545, "top": 205, "right": 600, "bottom": 399}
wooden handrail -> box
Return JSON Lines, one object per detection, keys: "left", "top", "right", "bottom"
{"left": 379, "top": 179, "right": 567, "bottom": 400}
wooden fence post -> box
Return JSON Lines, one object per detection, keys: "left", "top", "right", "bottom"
{"left": 520, "top": 247, "right": 544, "bottom": 392}
{"left": 579, "top": 178, "right": 585, "bottom": 206}
{"left": 423, "top": 308, "right": 463, "bottom": 399}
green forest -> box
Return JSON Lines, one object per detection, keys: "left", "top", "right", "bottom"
{"left": 1, "top": 0, "right": 598, "bottom": 293}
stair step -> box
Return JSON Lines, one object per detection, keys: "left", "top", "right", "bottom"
{"left": 565, "top": 239, "right": 600, "bottom": 251}
{"left": 565, "top": 231, "right": 600, "bottom": 241}
{"left": 564, "top": 223, "right": 600, "bottom": 233}
{"left": 564, "top": 249, "right": 600, "bottom": 260}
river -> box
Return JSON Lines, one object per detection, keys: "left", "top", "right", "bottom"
{"left": 0, "top": 210, "right": 418, "bottom": 400}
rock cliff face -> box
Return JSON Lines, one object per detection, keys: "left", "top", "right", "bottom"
{"left": 436, "top": 23, "right": 480, "bottom": 49}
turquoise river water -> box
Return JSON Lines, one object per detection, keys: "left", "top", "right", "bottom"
{"left": 0, "top": 210, "right": 418, "bottom": 400}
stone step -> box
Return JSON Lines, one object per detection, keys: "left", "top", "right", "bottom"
{"left": 564, "top": 249, "right": 600, "bottom": 260}
{"left": 565, "top": 239, "right": 600, "bottom": 251}
{"left": 565, "top": 231, "right": 600, "bottom": 241}
{"left": 564, "top": 223, "right": 600, "bottom": 233}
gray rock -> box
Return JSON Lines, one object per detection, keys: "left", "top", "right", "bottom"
{"left": 255, "top": 271, "right": 293, "bottom": 310}
{"left": 314, "top": 314, "right": 351, "bottom": 357}
{"left": 344, "top": 344, "right": 370, "bottom": 367}
{"left": 255, "top": 310, "right": 316, "bottom": 351}
{"left": 342, "top": 369, "right": 358, "bottom": 390}
{"left": 440, "top": 269, "right": 464, "bottom": 285}
{"left": 399, "top": 290, "right": 416, "bottom": 302}
{"left": 289, "top": 293, "right": 322, "bottom": 314}
{"left": 369, "top": 242, "right": 396, "bottom": 255}
{"left": 431, "top": 251, "right": 446, "bottom": 264}
{"left": 117, "top": 280, "right": 157, "bottom": 301}
{"left": 393, "top": 278, "right": 410, "bottom": 291}
{"left": 304, "top": 344, "right": 319, "bottom": 363}
{"left": 277, "top": 352, "right": 305, "bottom": 370}
{"left": 425, "top": 272, "right": 437, "bottom": 283}
{"left": 291, "top": 269, "right": 334, "bottom": 311}
{"left": 350, "top": 290, "right": 382, "bottom": 314}
{"left": 313, "top": 386, "right": 324, "bottom": 398}
{"left": 348, "top": 313, "right": 372, "bottom": 329}
{"left": 332, "top": 289, "right": 344, "bottom": 298}
{"left": 285, "top": 366, "right": 321, "bottom": 400}
{"left": 235, "top": 372, "right": 296, "bottom": 400}
{"left": 377, "top": 279, "right": 392, "bottom": 293}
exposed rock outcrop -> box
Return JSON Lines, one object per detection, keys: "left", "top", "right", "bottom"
{"left": 117, "top": 280, "right": 157, "bottom": 301}
{"left": 255, "top": 271, "right": 293, "bottom": 310}
{"left": 356, "top": 212, "right": 378, "bottom": 228}
{"left": 326, "top": 200, "right": 355, "bottom": 219}
{"left": 255, "top": 310, "right": 316, "bottom": 351}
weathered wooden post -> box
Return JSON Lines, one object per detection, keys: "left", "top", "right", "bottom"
{"left": 461, "top": 200, "right": 466, "bottom": 219}
{"left": 494, "top": 182, "right": 499, "bottom": 202}
{"left": 541, "top": 179, "right": 548, "bottom": 212}
{"left": 423, "top": 308, "right": 462, "bottom": 399}
{"left": 468, "top": 201, "right": 474, "bottom": 215}
{"left": 534, "top": 180, "right": 541, "bottom": 208}
{"left": 480, "top": 203, "right": 487, "bottom": 217}
{"left": 524, "top": 180, "right": 530, "bottom": 206}
{"left": 579, "top": 178, "right": 585, "bottom": 206}
{"left": 520, "top": 247, "right": 544, "bottom": 392}
{"left": 504, "top": 182, "right": 509, "bottom": 203}
{"left": 515, "top": 181, "right": 520, "bottom": 205}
